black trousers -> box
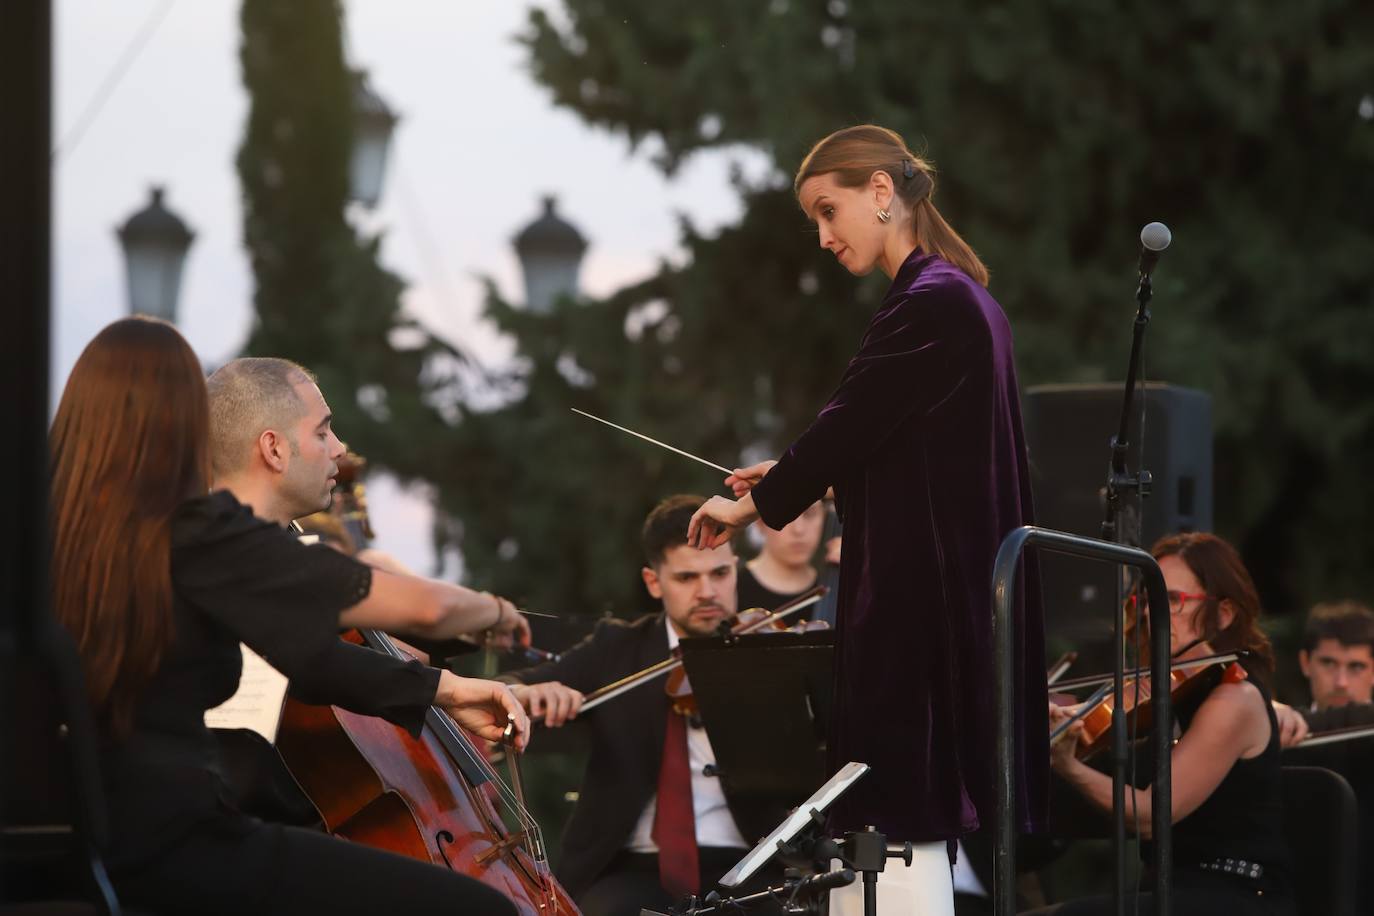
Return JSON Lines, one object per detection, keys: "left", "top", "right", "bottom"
{"left": 579, "top": 847, "right": 785, "bottom": 916}
{"left": 110, "top": 815, "right": 518, "bottom": 915}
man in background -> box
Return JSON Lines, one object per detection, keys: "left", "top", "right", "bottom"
{"left": 1298, "top": 600, "right": 1374, "bottom": 714}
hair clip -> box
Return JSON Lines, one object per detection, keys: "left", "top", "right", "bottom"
{"left": 902, "top": 159, "right": 916, "bottom": 180}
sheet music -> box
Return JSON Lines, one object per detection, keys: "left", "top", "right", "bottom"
{"left": 203, "top": 644, "right": 289, "bottom": 742}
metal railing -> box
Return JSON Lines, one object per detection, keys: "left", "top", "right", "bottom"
{"left": 992, "top": 526, "right": 1174, "bottom": 916}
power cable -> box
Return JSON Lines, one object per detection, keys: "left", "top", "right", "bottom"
{"left": 52, "top": 0, "right": 176, "bottom": 162}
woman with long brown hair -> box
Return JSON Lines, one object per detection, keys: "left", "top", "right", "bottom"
{"left": 50, "top": 317, "right": 527, "bottom": 914}
{"left": 687, "top": 124, "right": 1047, "bottom": 915}
{"left": 1037, "top": 532, "right": 1294, "bottom": 914}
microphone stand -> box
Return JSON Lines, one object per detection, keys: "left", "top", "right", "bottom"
{"left": 1102, "top": 271, "right": 1155, "bottom": 546}
{"left": 1099, "top": 267, "right": 1155, "bottom": 916}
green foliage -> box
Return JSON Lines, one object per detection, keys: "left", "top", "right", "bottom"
{"left": 237, "top": 0, "right": 461, "bottom": 485}
{"left": 515, "top": 0, "right": 1374, "bottom": 620}
{"left": 235, "top": 0, "right": 1374, "bottom": 633}
{"left": 430, "top": 185, "right": 874, "bottom": 615}
{"left": 231, "top": 0, "right": 1374, "bottom": 886}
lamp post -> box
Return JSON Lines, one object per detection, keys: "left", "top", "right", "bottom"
{"left": 349, "top": 70, "right": 398, "bottom": 209}
{"left": 513, "top": 195, "right": 587, "bottom": 312}
{"left": 116, "top": 186, "right": 194, "bottom": 323}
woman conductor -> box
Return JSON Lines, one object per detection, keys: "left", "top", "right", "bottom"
{"left": 688, "top": 125, "right": 1048, "bottom": 915}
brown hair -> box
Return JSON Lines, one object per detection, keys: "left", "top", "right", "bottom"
{"left": 794, "top": 124, "right": 990, "bottom": 286}
{"left": 206, "top": 357, "right": 315, "bottom": 480}
{"left": 1303, "top": 600, "right": 1374, "bottom": 654}
{"left": 642, "top": 494, "right": 734, "bottom": 567}
{"left": 1147, "top": 532, "right": 1275, "bottom": 678}
{"left": 50, "top": 317, "right": 211, "bottom": 735}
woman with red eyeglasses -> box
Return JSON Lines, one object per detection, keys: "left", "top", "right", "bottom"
{"left": 1034, "top": 532, "right": 1294, "bottom": 915}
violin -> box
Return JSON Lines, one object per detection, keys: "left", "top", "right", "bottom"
{"left": 1051, "top": 650, "right": 1248, "bottom": 760}
{"left": 575, "top": 586, "right": 828, "bottom": 715}
{"left": 276, "top": 452, "right": 580, "bottom": 913}
{"left": 663, "top": 598, "right": 831, "bottom": 719}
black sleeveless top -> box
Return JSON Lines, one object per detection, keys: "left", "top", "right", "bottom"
{"left": 1143, "top": 659, "right": 1290, "bottom": 888}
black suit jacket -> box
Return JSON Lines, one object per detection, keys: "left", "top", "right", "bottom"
{"left": 501, "top": 613, "right": 765, "bottom": 899}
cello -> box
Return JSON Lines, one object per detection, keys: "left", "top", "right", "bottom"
{"left": 275, "top": 454, "right": 580, "bottom": 913}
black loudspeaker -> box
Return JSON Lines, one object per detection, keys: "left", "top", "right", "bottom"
{"left": 1023, "top": 383, "right": 1213, "bottom": 662}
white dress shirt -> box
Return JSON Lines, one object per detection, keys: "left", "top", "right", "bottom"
{"left": 626, "top": 617, "right": 749, "bottom": 852}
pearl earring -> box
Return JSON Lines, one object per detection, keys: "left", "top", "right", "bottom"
{"left": 876, "top": 208, "right": 891, "bottom": 223}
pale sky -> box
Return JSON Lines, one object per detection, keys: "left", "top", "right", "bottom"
{"left": 54, "top": 1, "right": 772, "bottom": 573}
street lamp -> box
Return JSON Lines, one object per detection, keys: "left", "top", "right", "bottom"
{"left": 116, "top": 186, "right": 194, "bottom": 323}
{"left": 349, "top": 70, "right": 398, "bottom": 209}
{"left": 514, "top": 195, "right": 587, "bottom": 313}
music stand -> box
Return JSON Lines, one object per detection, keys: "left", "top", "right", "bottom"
{"left": 718, "top": 761, "right": 870, "bottom": 888}
{"left": 679, "top": 629, "right": 834, "bottom": 806}
{"left": 677, "top": 630, "right": 840, "bottom": 883}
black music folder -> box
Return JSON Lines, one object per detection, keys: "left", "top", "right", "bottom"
{"left": 678, "top": 629, "right": 835, "bottom": 829}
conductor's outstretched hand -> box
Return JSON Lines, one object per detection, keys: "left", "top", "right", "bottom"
{"left": 725, "top": 460, "right": 777, "bottom": 498}
{"left": 688, "top": 494, "right": 759, "bottom": 550}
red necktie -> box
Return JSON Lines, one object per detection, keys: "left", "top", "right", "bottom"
{"left": 653, "top": 703, "right": 699, "bottom": 897}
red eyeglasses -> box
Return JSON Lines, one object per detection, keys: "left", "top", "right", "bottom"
{"left": 1125, "top": 590, "right": 1214, "bottom": 615}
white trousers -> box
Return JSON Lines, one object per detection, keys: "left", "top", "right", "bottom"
{"left": 828, "top": 840, "right": 954, "bottom": 916}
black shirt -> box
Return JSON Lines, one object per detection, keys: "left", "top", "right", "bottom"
{"left": 102, "top": 491, "right": 441, "bottom": 866}
{"left": 735, "top": 562, "right": 817, "bottom": 619}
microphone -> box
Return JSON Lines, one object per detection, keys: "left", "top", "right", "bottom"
{"left": 1137, "top": 222, "right": 1172, "bottom": 278}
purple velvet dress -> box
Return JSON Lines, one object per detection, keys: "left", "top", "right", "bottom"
{"left": 750, "top": 250, "right": 1048, "bottom": 842}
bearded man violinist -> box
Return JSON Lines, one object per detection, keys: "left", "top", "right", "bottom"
{"left": 498, "top": 495, "right": 786, "bottom": 916}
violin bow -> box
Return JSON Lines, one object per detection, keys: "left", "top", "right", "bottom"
{"left": 1050, "top": 650, "right": 1244, "bottom": 692}
{"left": 576, "top": 587, "right": 827, "bottom": 714}
{"left": 1287, "top": 722, "right": 1374, "bottom": 750}
{"left": 1046, "top": 651, "right": 1078, "bottom": 686}
{"left": 501, "top": 716, "right": 530, "bottom": 814}
{"left": 1048, "top": 650, "right": 1246, "bottom": 745}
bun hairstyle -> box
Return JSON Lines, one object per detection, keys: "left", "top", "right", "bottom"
{"left": 794, "top": 124, "right": 989, "bottom": 286}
